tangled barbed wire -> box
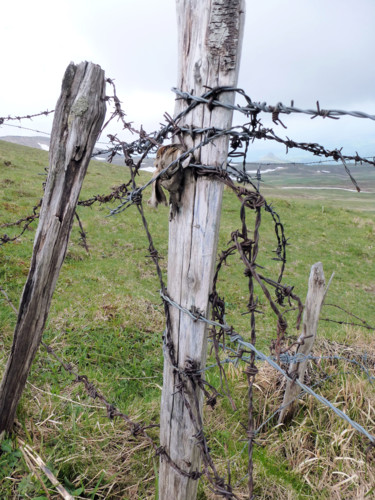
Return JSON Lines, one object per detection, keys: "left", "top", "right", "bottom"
{"left": 1, "top": 82, "right": 375, "bottom": 497}
{"left": 91, "top": 84, "right": 375, "bottom": 496}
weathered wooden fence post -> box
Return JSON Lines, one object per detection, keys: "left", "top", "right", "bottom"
{"left": 0, "top": 61, "right": 106, "bottom": 433}
{"left": 159, "top": 1, "right": 245, "bottom": 498}
{"left": 278, "top": 262, "right": 326, "bottom": 423}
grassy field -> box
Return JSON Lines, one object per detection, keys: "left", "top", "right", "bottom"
{"left": 0, "top": 139, "right": 375, "bottom": 499}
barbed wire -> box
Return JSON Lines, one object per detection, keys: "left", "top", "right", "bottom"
{"left": 172, "top": 86, "right": 375, "bottom": 122}
{"left": 202, "top": 344, "right": 375, "bottom": 383}
{"left": 0, "top": 109, "right": 54, "bottom": 126}
{"left": 286, "top": 156, "right": 375, "bottom": 166}
{"left": 160, "top": 290, "right": 375, "bottom": 444}
{"left": 0, "top": 200, "right": 42, "bottom": 246}
{"left": 0, "top": 123, "right": 52, "bottom": 136}
{"left": 1, "top": 281, "right": 373, "bottom": 432}
{"left": 1, "top": 83, "right": 375, "bottom": 497}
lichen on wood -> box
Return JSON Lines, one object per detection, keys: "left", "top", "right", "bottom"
{"left": 206, "top": 0, "right": 243, "bottom": 72}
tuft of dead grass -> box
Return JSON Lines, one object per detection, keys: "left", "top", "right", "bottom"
{"left": 14, "top": 380, "right": 160, "bottom": 499}
{"left": 201, "top": 330, "right": 375, "bottom": 499}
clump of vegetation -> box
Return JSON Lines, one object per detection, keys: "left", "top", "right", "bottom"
{"left": 0, "top": 140, "right": 374, "bottom": 498}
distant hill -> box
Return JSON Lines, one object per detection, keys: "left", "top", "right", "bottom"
{"left": 0, "top": 135, "right": 154, "bottom": 169}
{"left": 259, "top": 152, "right": 290, "bottom": 164}
{"left": 0, "top": 135, "right": 50, "bottom": 151}
{"left": 1, "top": 136, "right": 374, "bottom": 193}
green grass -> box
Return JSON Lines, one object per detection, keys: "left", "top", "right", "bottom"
{"left": 0, "top": 139, "right": 374, "bottom": 499}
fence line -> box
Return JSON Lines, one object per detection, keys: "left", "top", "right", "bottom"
{"left": 0, "top": 109, "right": 54, "bottom": 125}
{"left": 1, "top": 278, "right": 374, "bottom": 492}
{"left": 1, "top": 83, "right": 375, "bottom": 497}
{"left": 159, "top": 290, "right": 375, "bottom": 445}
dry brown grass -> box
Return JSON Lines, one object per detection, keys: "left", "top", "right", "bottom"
{"left": 200, "top": 329, "right": 375, "bottom": 499}
{"left": 14, "top": 381, "right": 160, "bottom": 499}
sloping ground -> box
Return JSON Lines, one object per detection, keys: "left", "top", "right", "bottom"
{"left": 0, "top": 135, "right": 50, "bottom": 151}
{"left": 2, "top": 136, "right": 375, "bottom": 189}
{"left": 0, "top": 140, "right": 374, "bottom": 499}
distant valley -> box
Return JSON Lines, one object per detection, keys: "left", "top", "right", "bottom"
{"left": 1, "top": 135, "right": 374, "bottom": 195}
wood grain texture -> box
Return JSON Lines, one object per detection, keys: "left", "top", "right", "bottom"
{"left": 278, "top": 262, "right": 326, "bottom": 423}
{"left": 159, "top": 1, "right": 245, "bottom": 498}
{"left": 0, "top": 62, "right": 106, "bottom": 433}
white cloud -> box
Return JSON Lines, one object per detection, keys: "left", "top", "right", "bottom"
{"left": 1, "top": 0, "right": 375, "bottom": 161}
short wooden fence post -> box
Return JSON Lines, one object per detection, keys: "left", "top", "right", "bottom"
{"left": 278, "top": 262, "right": 326, "bottom": 423}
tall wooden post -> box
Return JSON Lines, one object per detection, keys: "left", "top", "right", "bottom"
{"left": 0, "top": 62, "right": 106, "bottom": 433}
{"left": 159, "top": 1, "right": 245, "bottom": 498}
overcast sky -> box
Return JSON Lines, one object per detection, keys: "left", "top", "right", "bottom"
{"left": 1, "top": 0, "right": 375, "bottom": 162}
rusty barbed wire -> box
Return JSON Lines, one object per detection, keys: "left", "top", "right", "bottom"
{"left": 107, "top": 113, "right": 239, "bottom": 493}
{"left": 106, "top": 124, "right": 373, "bottom": 216}
{"left": 321, "top": 303, "right": 375, "bottom": 330}
{"left": 41, "top": 340, "right": 205, "bottom": 482}
{"left": 0, "top": 200, "right": 42, "bottom": 246}
{"left": 159, "top": 291, "right": 375, "bottom": 442}
{"left": 1, "top": 83, "right": 375, "bottom": 497}
{"left": 0, "top": 282, "right": 205, "bottom": 482}
{"left": 172, "top": 86, "right": 375, "bottom": 122}
{"left": 2, "top": 84, "right": 373, "bottom": 230}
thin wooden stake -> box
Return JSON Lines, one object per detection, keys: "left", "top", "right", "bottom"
{"left": 279, "top": 262, "right": 326, "bottom": 423}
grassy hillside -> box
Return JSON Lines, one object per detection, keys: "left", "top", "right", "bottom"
{"left": 0, "top": 139, "right": 374, "bottom": 499}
